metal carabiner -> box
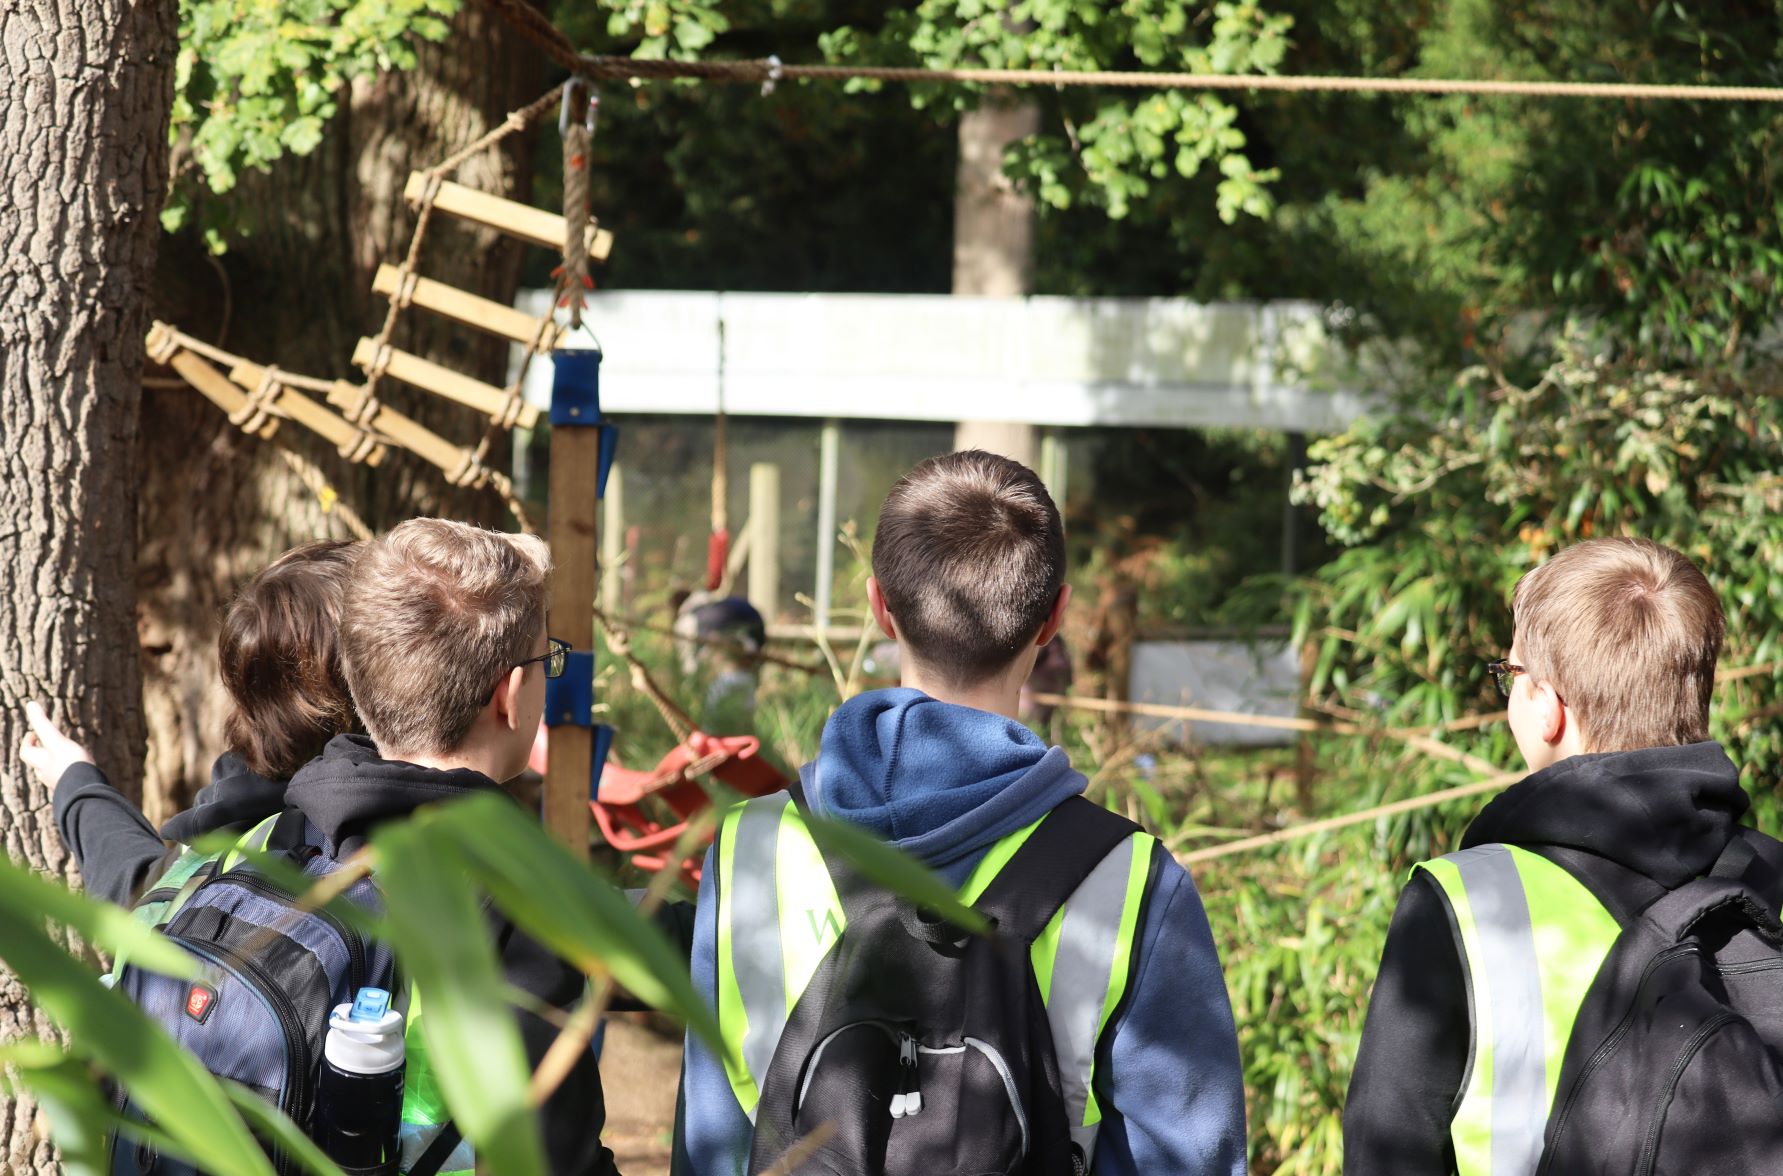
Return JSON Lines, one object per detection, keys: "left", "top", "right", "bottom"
{"left": 559, "top": 76, "right": 599, "bottom": 138}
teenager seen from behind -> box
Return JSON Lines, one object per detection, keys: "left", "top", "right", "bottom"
{"left": 288, "top": 518, "right": 619, "bottom": 1173}
{"left": 678, "top": 451, "right": 1247, "bottom": 1175}
{"left": 1343, "top": 538, "right": 1783, "bottom": 1175}
{"left": 24, "top": 540, "right": 358, "bottom": 906}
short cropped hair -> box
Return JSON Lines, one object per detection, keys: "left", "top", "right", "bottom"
{"left": 1512, "top": 538, "right": 1723, "bottom": 752}
{"left": 342, "top": 519, "right": 552, "bottom": 758}
{"left": 219, "top": 540, "right": 360, "bottom": 779}
{"left": 872, "top": 450, "right": 1065, "bottom": 685}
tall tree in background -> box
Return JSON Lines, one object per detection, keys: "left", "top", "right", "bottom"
{"left": 0, "top": 0, "right": 177, "bottom": 1166}
{"left": 135, "top": 2, "right": 542, "bottom": 823}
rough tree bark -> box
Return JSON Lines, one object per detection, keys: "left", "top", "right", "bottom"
{"left": 137, "top": 6, "right": 539, "bottom": 823}
{"left": 0, "top": 0, "right": 177, "bottom": 1166}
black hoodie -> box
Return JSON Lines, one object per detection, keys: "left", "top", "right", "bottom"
{"left": 284, "top": 734, "right": 620, "bottom": 1176}
{"left": 1342, "top": 742, "right": 1752, "bottom": 1176}
{"left": 54, "top": 751, "right": 288, "bottom": 908}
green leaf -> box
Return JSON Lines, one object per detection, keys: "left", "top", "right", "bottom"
{"left": 799, "top": 812, "right": 989, "bottom": 935}
{"left": 0, "top": 855, "right": 196, "bottom": 980}
{"left": 419, "top": 793, "right": 721, "bottom": 1051}
{"left": 372, "top": 819, "right": 545, "bottom": 1176}
{"left": 0, "top": 903, "right": 274, "bottom": 1174}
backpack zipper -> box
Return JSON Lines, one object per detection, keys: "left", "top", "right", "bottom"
{"left": 1536, "top": 942, "right": 1696, "bottom": 1175}
{"left": 224, "top": 868, "right": 369, "bottom": 993}
{"left": 171, "top": 934, "right": 315, "bottom": 1175}
{"left": 1634, "top": 1012, "right": 1738, "bottom": 1176}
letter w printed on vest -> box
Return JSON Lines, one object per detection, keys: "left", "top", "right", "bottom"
{"left": 805, "top": 906, "right": 843, "bottom": 949}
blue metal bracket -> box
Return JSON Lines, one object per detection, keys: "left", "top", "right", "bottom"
{"left": 597, "top": 425, "right": 620, "bottom": 499}
{"left": 591, "top": 723, "right": 615, "bottom": 799}
{"left": 550, "top": 347, "right": 603, "bottom": 426}
{"left": 545, "top": 650, "right": 596, "bottom": 727}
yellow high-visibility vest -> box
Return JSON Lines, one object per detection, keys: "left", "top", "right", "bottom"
{"left": 1417, "top": 844, "right": 1623, "bottom": 1176}
{"left": 714, "top": 792, "right": 1155, "bottom": 1163}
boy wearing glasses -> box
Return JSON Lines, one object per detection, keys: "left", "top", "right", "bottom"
{"left": 284, "top": 518, "right": 616, "bottom": 1174}
{"left": 1343, "top": 537, "right": 1776, "bottom": 1175}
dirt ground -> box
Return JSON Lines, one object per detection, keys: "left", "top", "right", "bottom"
{"left": 601, "top": 1014, "right": 683, "bottom": 1175}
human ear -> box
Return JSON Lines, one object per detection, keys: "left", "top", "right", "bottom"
{"left": 867, "top": 577, "right": 898, "bottom": 641}
{"left": 1534, "top": 680, "right": 1566, "bottom": 745}
{"left": 1036, "top": 584, "right": 1072, "bottom": 647}
{"left": 494, "top": 666, "right": 526, "bottom": 731}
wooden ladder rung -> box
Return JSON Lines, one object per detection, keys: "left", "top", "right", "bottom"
{"left": 372, "top": 265, "right": 562, "bottom": 350}
{"left": 351, "top": 338, "right": 540, "bottom": 430}
{"left": 405, "top": 175, "right": 613, "bottom": 261}
{"left": 228, "top": 362, "right": 387, "bottom": 466}
{"left": 162, "top": 349, "right": 279, "bottom": 440}
{"left": 326, "top": 381, "right": 486, "bottom": 483}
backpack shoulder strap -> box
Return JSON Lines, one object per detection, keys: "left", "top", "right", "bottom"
{"left": 975, "top": 797, "right": 1144, "bottom": 943}
{"left": 1712, "top": 826, "right": 1783, "bottom": 915}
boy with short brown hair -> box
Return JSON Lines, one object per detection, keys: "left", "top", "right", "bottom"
{"left": 679, "top": 451, "right": 1246, "bottom": 1176}
{"left": 286, "top": 518, "right": 615, "bottom": 1173}
{"left": 1344, "top": 537, "right": 1766, "bottom": 1175}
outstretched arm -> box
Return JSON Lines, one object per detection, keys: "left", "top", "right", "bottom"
{"left": 29, "top": 701, "right": 169, "bottom": 907}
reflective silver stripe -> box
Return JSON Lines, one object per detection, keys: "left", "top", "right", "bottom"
{"left": 1045, "top": 837, "right": 1134, "bottom": 1163}
{"left": 732, "top": 792, "right": 791, "bottom": 1113}
{"left": 1450, "top": 844, "right": 1547, "bottom": 1176}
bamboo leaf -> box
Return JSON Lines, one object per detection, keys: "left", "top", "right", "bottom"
{"left": 0, "top": 855, "right": 196, "bottom": 980}
{"left": 0, "top": 904, "right": 274, "bottom": 1174}
{"left": 418, "top": 793, "right": 720, "bottom": 1050}
{"left": 372, "top": 820, "right": 545, "bottom": 1176}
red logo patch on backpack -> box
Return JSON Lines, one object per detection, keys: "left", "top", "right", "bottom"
{"left": 185, "top": 983, "right": 217, "bottom": 1024}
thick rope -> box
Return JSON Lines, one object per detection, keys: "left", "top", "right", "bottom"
{"left": 278, "top": 448, "right": 374, "bottom": 542}
{"left": 462, "top": 4, "right": 1783, "bottom": 105}
{"left": 560, "top": 117, "right": 594, "bottom": 329}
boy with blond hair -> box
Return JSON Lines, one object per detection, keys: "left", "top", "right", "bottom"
{"left": 1344, "top": 537, "right": 1781, "bottom": 1175}
{"left": 678, "top": 451, "right": 1246, "bottom": 1175}
{"left": 287, "top": 518, "right": 617, "bottom": 1173}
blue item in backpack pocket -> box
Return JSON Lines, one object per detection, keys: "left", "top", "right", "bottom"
{"left": 550, "top": 346, "right": 603, "bottom": 426}
{"left": 546, "top": 651, "right": 596, "bottom": 727}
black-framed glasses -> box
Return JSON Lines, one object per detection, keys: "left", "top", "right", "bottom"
{"left": 1486, "top": 659, "right": 1527, "bottom": 697}
{"left": 518, "top": 637, "right": 571, "bottom": 680}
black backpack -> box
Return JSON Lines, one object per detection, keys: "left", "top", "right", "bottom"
{"left": 1538, "top": 828, "right": 1783, "bottom": 1175}
{"left": 109, "top": 809, "right": 405, "bottom": 1175}
{"left": 747, "top": 790, "right": 1148, "bottom": 1176}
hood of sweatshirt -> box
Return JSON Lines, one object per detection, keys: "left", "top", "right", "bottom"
{"left": 798, "top": 687, "right": 1086, "bottom": 876}
{"left": 284, "top": 733, "right": 501, "bottom": 856}
{"left": 1463, "top": 740, "right": 1748, "bottom": 889}
{"left": 158, "top": 751, "right": 289, "bottom": 845}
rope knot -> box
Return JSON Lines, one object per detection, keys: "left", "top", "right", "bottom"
{"left": 229, "top": 364, "right": 283, "bottom": 436}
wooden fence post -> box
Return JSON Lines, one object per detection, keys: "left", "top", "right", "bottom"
{"left": 748, "top": 462, "right": 781, "bottom": 620}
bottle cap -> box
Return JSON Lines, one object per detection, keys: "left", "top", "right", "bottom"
{"left": 351, "top": 987, "right": 391, "bottom": 1022}
{"left": 326, "top": 987, "right": 405, "bottom": 1075}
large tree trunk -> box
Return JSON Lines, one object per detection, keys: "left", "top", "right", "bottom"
{"left": 137, "top": 6, "right": 540, "bottom": 823}
{"left": 952, "top": 98, "right": 1040, "bottom": 467}
{"left": 0, "top": 0, "right": 176, "bottom": 1166}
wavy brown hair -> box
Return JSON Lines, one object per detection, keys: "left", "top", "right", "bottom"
{"left": 218, "top": 540, "right": 361, "bottom": 779}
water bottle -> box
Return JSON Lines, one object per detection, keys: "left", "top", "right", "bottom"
{"left": 314, "top": 987, "right": 405, "bottom": 1175}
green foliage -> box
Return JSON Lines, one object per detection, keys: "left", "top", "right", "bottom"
{"left": 822, "top": 0, "right": 1292, "bottom": 222}
{"left": 165, "top": 0, "right": 461, "bottom": 236}
{"left": 1294, "top": 332, "right": 1783, "bottom": 815}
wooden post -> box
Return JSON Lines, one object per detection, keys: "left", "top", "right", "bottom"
{"left": 814, "top": 421, "right": 840, "bottom": 632}
{"left": 600, "top": 462, "right": 624, "bottom": 614}
{"left": 748, "top": 462, "right": 781, "bottom": 620}
{"left": 546, "top": 415, "right": 599, "bottom": 860}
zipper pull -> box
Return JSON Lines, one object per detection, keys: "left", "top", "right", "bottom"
{"left": 891, "top": 1033, "right": 921, "bottom": 1119}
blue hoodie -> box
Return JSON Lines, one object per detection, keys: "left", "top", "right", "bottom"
{"left": 677, "top": 688, "right": 1247, "bottom": 1175}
